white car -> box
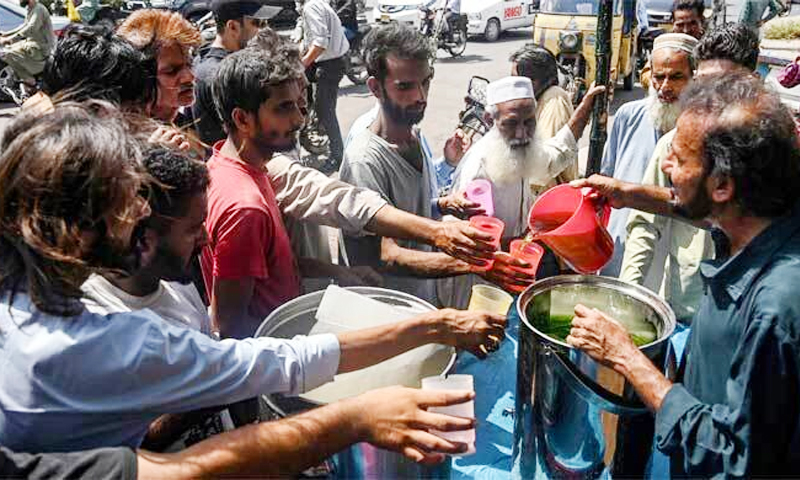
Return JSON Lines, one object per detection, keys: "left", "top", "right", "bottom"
{"left": 463, "top": 0, "right": 536, "bottom": 42}
{"left": 461, "top": 0, "right": 536, "bottom": 42}
{"left": 372, "top": 0, "right": 426, "bottom": 26}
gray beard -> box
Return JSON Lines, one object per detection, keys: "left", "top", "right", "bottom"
{"left": 480, "top": 127, "right": 546, "bottom": 185}
{"left": 647, "top": 86, "right": 681, "bottom": 134}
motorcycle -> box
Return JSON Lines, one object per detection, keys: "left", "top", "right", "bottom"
{"left": 0, "top": 59, "right": 40, "bottom": 106}
{"left": 556, "top": 48, "right": 587, "bottom": 107}
{"left": 418, "top": 5, "right": 467, "bottom": 59}
{"left": 636, "top": 26, "right": 664, "bottom": 73}
{"left": 344, "top": 16, "right": 370, "bottom": 85}
{"left": 457, "top": 75, "right": 491, "bottom": 142}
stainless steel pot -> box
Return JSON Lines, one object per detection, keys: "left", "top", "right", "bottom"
{"left": 255, "top": 287, "right": 456, "bottom": 479}
{"left": 513, "top": 275, "right": 676, "bottom": 479}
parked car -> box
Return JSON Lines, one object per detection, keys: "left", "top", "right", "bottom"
{"left": 373, "top": 0, "right": 425, "bottom": 26}
{"left": 463, "top": 0, "right": 537, "bottom": 42}
{"left": 125, "top": 0, "right": 297, "bottom": 28}
{"left": 0, "top": 0, "right": 69, "bottom": 34}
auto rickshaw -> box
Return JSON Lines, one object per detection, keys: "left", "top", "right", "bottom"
{"left": 531, "top": 0, "right": 637, "bottom": 105}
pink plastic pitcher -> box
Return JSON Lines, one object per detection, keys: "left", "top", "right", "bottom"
{"left": 465, "top": 179, "right": 494, "bottom": 218}
{"left": 527, "top": 184, "right": 613, "bottom": 274}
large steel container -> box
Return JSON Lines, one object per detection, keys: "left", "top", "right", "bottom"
{"left": 514, "top": 275, "right": 676, "bottom": 479}
{"left": 255, "top": 287, "right": 456, "bottom": 479}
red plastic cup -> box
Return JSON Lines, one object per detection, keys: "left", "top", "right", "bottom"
{"left": 507, "top": 240, "right": 545, "bottom": 293}
{"left": 509, "top": 240, "right": 544, "bottom": 276}
{"left": 469, "top": 215, "right": 504, "bottom": 272}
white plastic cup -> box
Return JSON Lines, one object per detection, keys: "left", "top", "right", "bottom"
{"left": 467, "top": 284, "right": 514, "bottom": 315}
{"left": 420, "top": 374, "right": 476, "bottom": 456}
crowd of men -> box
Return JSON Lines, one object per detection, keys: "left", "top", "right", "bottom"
{"left": 1, "top": 0, "right": 800, "bottom": 477}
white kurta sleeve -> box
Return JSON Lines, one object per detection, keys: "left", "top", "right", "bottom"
{"left": 267, "top": 154, "right": 387, "bottom": 235}
{"left": 532, "top": 125, "right": 578, "bottom": 185}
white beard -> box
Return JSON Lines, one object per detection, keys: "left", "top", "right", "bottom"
{"left": 647, "top": 85, "right": 681, "bottom": 134}
{"left": 480, "top": 127, "right": 547, "bottom": 185}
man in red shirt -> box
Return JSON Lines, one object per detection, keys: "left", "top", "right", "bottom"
{"left": 201, "top": 46, "right": 310, "bottom": 338}
{"left": 202, "top": 45, "right": 394, "bottom": 338}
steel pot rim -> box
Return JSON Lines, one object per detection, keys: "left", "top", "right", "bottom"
{"left": 516, "top": 274, "right": 677, "bottom": 352}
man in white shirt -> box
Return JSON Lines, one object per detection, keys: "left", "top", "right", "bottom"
{"left": 439, "top": 77, "right": 603, "bottom": 308}
{"left": 299, "top": 0, "right": 350, "bottom": 173}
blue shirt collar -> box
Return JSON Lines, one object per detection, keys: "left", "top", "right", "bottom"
{"left": 700, "top": 203, "right": 800, "bottom": 302}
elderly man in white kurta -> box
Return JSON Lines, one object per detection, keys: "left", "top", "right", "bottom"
{"left": 438, "top": 76, "right": 603, "bottom": 309}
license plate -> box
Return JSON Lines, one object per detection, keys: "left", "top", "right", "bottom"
{"left": 380, "top": 14, "right": 390, "bottom": 22}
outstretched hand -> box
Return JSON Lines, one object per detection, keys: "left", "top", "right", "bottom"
{"left": 478, "top": 252, "right": 536, "bottom": 293}
{"left": 433, "top": 308, "right": 507, "bottom": 359}
{"left": 438, "top": 191, "right": 484, "bottom": 219}
{"left": 353, "top": 386, "right": 476, "bottom": 464}
{"left": 434, "top": 220, "right": 498, "bottom": 267}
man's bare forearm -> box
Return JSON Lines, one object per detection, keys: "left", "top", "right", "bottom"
{"left": 366, "top": 205, "right": 441, "bottom": 246}
{"left": 302, "top": 45, "right": 325, "bottom": 68}
{"left": 614, "top": 349, "right": 674, "bottom": 412}
{"left": 137, "top": 399, "right": 363, "bottom": 479}
{"left": 621, "top": 182, "right": 676, "bottom": 216}
{"left": 568, "top": 86, "right": 606, "bottom": 140}
{"left": 381, "top": 237, "right": 471, "bottom": 278}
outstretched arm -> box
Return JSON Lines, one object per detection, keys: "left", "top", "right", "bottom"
{"left": 138, "top": 387, "right": 477, "bottom": 478}
{"left": 367, "top": 207, "right": 496, "bottom": 265}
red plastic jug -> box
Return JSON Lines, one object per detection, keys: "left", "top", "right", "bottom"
{"left": 527, "top": 184, "right": 613, "bottom": 274}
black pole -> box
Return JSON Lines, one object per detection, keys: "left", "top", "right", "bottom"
{"left": 585, "top": 0, "right": 614, "bottom": 176}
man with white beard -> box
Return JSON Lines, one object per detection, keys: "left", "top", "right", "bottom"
{"left": 599, "top": 32, "right": 697, "bottom": 277}
{"left": 438, "top": 76, "right": 603, "bottom": 308}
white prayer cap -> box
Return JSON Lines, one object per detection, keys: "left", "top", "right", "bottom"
{"left": 486, "top": 76, "right": 535, "bottom": 107}
{"left": 653, "top": 33, "right": 698, "bottom": 56}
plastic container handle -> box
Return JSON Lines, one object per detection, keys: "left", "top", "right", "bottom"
{"left": 600, "top": 201, "right": 611, "bottom": 227}
{"left": 580, "top": 187, "right": 612, "bottom": 227}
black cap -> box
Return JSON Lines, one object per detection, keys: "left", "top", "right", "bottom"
{"left": 211, "top": 0, "right": 282, "bottom": 23}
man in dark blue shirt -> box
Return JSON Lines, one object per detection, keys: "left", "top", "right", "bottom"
{"left": 192, "top": 0, "right": 280, "bottom": 145}
{"left": 569, "top": 71, "right": 800, "bottom": 477}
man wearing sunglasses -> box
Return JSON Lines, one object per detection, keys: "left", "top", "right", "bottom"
{"left": 193, "top": 0, "right": 281, "bottom": 145}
